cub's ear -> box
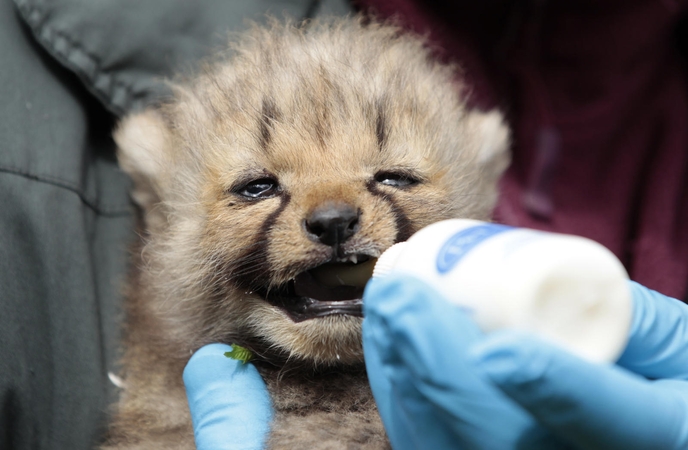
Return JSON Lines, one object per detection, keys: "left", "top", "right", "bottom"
{"left": 467, "top": 110, "right": 511, "bottom": 183}
{"left": 114, "top": 109, "right": 172, "bottom": 231}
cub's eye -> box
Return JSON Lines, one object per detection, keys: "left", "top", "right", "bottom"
{"left": 236, "top": 178, "right": 279, "bottom": 199}
{"left": 375, "top": 171, "right": 420, "bottom": 188}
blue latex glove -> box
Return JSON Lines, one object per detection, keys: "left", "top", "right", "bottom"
{"left": 363, "top": 275, "right": 688, "bottom": 449}
{"left": 183, "top": 343, "right": 273, "bottom": 450}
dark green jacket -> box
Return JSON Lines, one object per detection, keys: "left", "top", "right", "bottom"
{"left": 0, "top": 1, "right": 350, "bottom": 448}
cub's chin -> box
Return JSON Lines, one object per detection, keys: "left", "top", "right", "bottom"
{"left": 245, "top": 303, "right": 365, "bottom": 367}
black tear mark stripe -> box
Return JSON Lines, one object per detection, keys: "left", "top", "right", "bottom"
{"left": 232, "top": 193, "right": 292, "bottom": 291}
{"left": 259, "top": 98, "right": 280, "bottom": 151}
{"left": 365, "top": 181, "right": 415, "bottom": 243}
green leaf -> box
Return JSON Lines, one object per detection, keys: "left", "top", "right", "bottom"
{"left": 224, "top": 345, "right": 253, "bottom": 364}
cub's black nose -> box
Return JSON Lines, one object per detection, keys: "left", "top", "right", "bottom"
{"left": 305, "top": 202, "right": 360, "bottom": 247}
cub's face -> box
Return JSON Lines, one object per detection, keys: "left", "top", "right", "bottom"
{"left": 116, "top": 19, "right": 508, "bottom": 366}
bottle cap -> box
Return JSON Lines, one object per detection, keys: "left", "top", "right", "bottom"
{"left": 372, "top": 242, "right": 407, "bottom": 279}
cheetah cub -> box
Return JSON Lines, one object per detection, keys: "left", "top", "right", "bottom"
{"left": 104, "top": 17, "right": 509, "bottom": 450}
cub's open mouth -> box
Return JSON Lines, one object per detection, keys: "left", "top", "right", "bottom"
{"left": 260, "top": 255, "right": 377, "bottom": 322}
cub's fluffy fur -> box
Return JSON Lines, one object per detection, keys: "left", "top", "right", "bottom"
{"left": 104, "top": 17, "right": 509, "bottom": 449}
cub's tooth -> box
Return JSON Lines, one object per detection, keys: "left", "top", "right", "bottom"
{"left": 350, "top": 255, "right": 358, "bottom": 264}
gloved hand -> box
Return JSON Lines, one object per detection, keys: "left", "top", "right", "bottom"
{"left": 183, "top": 343, "right": 273, "bottom": 450}
{"left": 363, "top": 275, "right": 688, "bottom": 450}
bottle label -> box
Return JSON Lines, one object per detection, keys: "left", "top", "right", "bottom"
{"left": 436, "top": 224, "right": 512, "bottom": 274}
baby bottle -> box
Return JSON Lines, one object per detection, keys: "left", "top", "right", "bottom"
{"left": 372, "top": 219, "right": 632, "bottom": 363}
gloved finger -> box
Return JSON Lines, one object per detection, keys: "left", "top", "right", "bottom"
{"left": 363, "top": 275, "right": 558, "bottom": 449}
{"left": 362, "top": 314, "right": 416, "bottom": 449}
{"left": 183, "top": 343, "right": 273, "bottom": 450}
{"left": 617, "top": 281, "right": 688, "bottom": 379}
{"left": 364, "top": 293, "right": 480, "bottom": 450}
{"left": 472, "top": 331, "right": 688, "bottom": 450}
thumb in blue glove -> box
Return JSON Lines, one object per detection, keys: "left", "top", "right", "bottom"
{"left": 183, "top": 343, "right": 273, "bottom": 450}
{"left": 470, "top": 281, "right": 688, "bottom": 450}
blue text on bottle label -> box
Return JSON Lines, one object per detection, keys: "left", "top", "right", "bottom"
{"left": 436, "top": 224, "right": 512, "bottom": 274}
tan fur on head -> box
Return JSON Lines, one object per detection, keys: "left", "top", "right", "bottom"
{"left": 107, "top": 16, "right": 509, "bottom": 448}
